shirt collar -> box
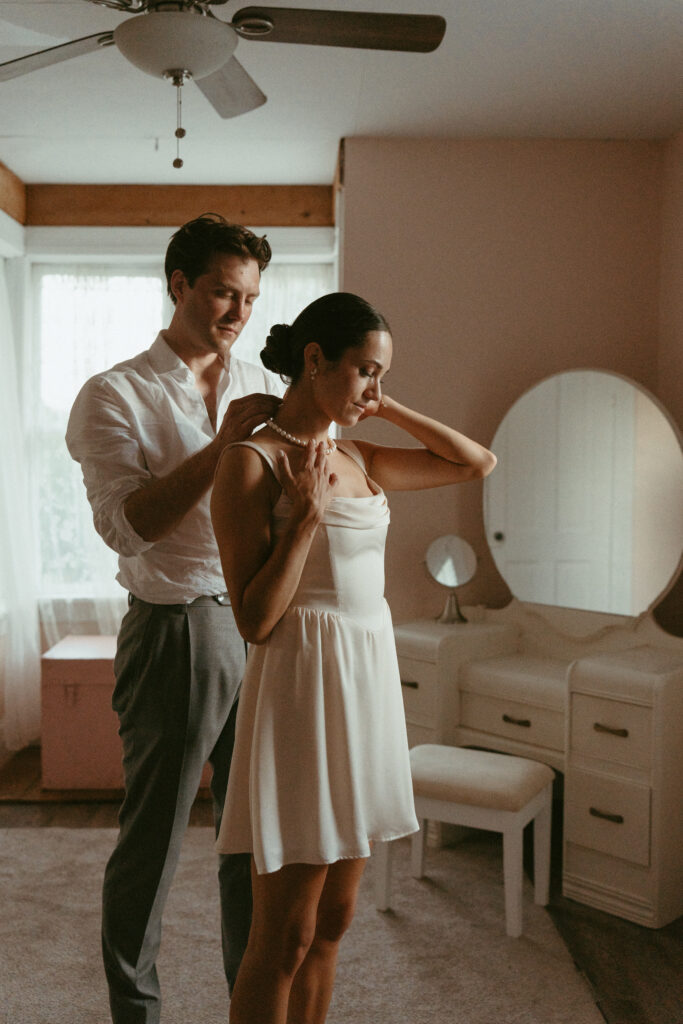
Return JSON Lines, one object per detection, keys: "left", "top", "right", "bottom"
{"left": 148, "top": 331, "right": 232, "bottom": 387}
{"left": 148, "top": 332, "right": 189, "bottom": 375}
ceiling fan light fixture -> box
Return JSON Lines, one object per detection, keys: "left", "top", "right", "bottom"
{"left": 113, "top": 10, "right": 237, "bottom": 80}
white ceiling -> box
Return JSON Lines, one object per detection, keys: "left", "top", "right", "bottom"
{"left": 0, "top": 0, "right": 681, "bottom": 186}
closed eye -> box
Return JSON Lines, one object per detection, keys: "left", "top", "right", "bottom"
{"left": 361, "top": 368, "right": 389, "bottom": 383}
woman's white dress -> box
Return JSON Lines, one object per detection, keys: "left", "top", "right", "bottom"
{"left": 216, "top": 439, "right": 418, "bottom": 874}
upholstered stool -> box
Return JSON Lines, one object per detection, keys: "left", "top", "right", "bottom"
{"left": 374, "top": 744, "right": 554, "bottom": 937}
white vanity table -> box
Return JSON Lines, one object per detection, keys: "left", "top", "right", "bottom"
{"left": 397, "top": 370, "right": 683, "bottom": 929}
{"left": 395, "top": 608, "right": 683, "bottom": 929}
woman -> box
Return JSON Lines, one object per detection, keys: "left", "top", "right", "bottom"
{"left": 211, "top": 292, "right": 496, "bottom": 1023}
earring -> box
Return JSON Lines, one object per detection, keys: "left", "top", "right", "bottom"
{"left": 310, "top": 367, "right": 318, "bottom": 381}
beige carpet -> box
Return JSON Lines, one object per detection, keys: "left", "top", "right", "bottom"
{"left": 0, "top": 827, "right": 603, "bottom": 1024}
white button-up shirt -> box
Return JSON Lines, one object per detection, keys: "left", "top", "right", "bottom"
{"left": 66, "top": 332, "right": 284, "bottom": 603}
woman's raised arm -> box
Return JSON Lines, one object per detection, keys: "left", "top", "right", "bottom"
{"left": 353, "top": 395, "right": 497, "bottom": 492}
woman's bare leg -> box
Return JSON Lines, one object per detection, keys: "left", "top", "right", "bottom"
{"left": 228, "top": 860, "right": 329, "bottom": 1024}
{"left": 286, "top": 857, "right": 368, "bottom": 1024}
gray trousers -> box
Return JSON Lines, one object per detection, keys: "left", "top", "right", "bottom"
{"left": 102, "top": 595, "right": 250, "bottom": 1024}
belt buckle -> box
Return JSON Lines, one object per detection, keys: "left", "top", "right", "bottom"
{"left": 213, "top": 593, "right": 230, "bottom": 606}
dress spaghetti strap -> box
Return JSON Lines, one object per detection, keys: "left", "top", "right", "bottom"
{"left": 229, "top": 439, "right": 284, "bottom": 486}
{"left": 335, "top": 439, "right": 366, "bottom": 473}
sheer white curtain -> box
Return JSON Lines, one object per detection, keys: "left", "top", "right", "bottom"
{"left": 30, "top": 265, "right": 166, "bottom": 647}
{"left": 0, "top": 259, "right": 41, "bottom": 750}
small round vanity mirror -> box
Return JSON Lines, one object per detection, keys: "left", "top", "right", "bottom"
{"left": 425, "top": 535, "right": 477, "bottom": 623}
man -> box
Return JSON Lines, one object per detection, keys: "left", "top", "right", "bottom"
{"left": 66, "top": 213, "right": 283, "bottom": 1023}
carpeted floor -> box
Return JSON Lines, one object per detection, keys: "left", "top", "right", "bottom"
{"left": 0, "top": 827, "right": 604, "bottom": 1024}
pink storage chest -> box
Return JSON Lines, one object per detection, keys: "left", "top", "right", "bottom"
{"left": 41, "top": 634, "right": 212, "bottom": 790}
{"left": 41, "top": 634, "right": 122, "bottom": 789}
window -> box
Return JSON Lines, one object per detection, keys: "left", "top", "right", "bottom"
{"left": 31, "top": 257, "right": 336, "bottom": 603}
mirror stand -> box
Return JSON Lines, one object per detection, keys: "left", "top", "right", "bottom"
{"left": 436, "top": 589, "right": 468, "bottom": 624}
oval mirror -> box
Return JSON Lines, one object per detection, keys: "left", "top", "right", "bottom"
{"left": 484, "top": 370, "right": 683, "bottom": 617}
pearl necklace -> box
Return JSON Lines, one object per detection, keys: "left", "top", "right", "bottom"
{"left": 266, "top": 418, "right": 337, "bottom": 455}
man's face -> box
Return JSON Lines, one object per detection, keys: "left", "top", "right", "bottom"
{"left": 173, "top": 252, "right": 261, "bottom": 359}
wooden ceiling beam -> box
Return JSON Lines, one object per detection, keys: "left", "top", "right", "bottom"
{"left": 25, "top": 184, "right": 334, "bottom": 227}
{"left": 0, "top": 162, "right": 27, "bottom": 224}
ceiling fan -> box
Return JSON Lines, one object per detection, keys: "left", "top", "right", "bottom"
{"left": 0, "top": 1, "right": 447, "bottom": 121}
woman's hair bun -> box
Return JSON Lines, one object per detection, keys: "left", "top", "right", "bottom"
{"left": 260, "top": 293, "right": 389, "bottom": 384}
{"left": 260, "top": 323, "right": 295, "bottom": 379}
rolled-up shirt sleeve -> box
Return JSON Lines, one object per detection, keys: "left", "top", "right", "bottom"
{"left": 65, "top": 337, "right": 284, "bottom": 603}
{"left": 66, "top": 377, "right": 155, "bottom": 558}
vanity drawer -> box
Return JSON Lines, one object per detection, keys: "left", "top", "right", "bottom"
{"left": 564, "top": 768, "right": 651, "bottom": 866}
{"left": 570, "top": 694, "right": 652, "bottom": 769}
{"left": 398, "top": 657, "right": 438, "bottom": 728}
{"left": 460, "top": 692, "right": 564, "bottom": 751}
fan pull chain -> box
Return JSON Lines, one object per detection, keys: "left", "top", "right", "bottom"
{"left": 164, "top": 70, "right": 190, "bottom": 169}
{"left": 174, "top": 73, "right": 186, "bottom": 169}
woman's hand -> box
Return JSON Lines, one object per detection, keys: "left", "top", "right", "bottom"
{"left": 277, "top": 441, "right": 338, "bottom": 523}
{"left": 357, "top": 395, "right": 389, "bottom": 421}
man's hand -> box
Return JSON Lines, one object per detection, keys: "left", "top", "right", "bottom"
{"left": 123, "top": 393, "right": 281, "bottom": 543}
{"left": 216, "top": 393, "right": 282, "bottom": 447}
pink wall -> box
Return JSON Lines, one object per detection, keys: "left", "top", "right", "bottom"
{"left": 339, "top": 138, "right": 668, "bottom": 624}
{"left": 658, "top": 130, "right": 683, "bottom": 429}
{"left": 653, "top": 129, "right": 683, "bottom": 635}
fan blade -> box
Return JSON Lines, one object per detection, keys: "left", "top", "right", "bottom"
{"left": 232, "top": 7, "right": 446, "bottom": 53}
{"left": 0, "top": 32, "right": 114, "bottom": 83}
{"left": 195, "top": 56, "right": 266, "bottom": 118}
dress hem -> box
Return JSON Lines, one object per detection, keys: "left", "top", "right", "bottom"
{"left": 217, "top": 823, "right": 420, "bottom": 875}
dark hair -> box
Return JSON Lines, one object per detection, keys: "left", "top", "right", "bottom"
{"left": 165, "top": 212, "right": 271, "bottom": 303}
{"left": 261, "top": 292, "right": 390, "bottom": 383}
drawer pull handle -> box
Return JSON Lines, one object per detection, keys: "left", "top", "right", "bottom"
{"left": 502, "top": 713, "right": 531, "bottom": 728}
{"left": 401, "top": 679, "right": 419, "bottom": 689}
{"left": 589, "top": 807, "right": 624, "bottom": 825}
{"left": 593, "top": 722, "right": 629, "bottom": 738}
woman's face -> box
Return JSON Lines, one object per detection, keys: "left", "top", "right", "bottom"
{"left": 317, "top": 330, "right": 393, "bottom": 426}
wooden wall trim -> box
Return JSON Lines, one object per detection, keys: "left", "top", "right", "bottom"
{"left": 0, "top": 162, "right": 27, "bottom": 225}
{"left": 25, "top": 185, "right": 334, "bottom": 227}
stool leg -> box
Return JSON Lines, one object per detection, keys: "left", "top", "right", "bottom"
{"left": 502, "top": 827, "right": 523, "bottom": 938}
{"left": 374, "top": 840, "right": 393, "bottom": 911}
{"left": 411, "top": 820, "right": 427, "bottom": 878}
{"left": 533, "top": 784, "right": 552, "bottom": 907}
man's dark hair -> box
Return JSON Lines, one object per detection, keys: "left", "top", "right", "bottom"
{"left": 165, "top": 212, "right": 272, "bottom": 303}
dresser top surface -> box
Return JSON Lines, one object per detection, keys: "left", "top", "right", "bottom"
{"left": 42, "top": 634, "right": 117, "bottom": 661}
